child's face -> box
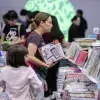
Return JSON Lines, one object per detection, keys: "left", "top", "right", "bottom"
{"left": 8, "top": 19, "right": 17, "bottom": 26}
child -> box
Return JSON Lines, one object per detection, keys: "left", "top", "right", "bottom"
{"left": 0, "top": 45, "right": 42, "bottom": 100}
{"left": 2, "top": 10, "right": 26, "bottom": 44}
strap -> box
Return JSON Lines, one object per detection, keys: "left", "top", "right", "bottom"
{"left": 24, "top": 32, "right": 34, "bottom": 47}
{"left": 18, "top": 25, "right": 21, "bottom": 37}
{"left": 16, "top": 22, "right": 21, "bottom": 38}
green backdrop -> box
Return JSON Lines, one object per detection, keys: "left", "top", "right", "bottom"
{"left": 24, "top": 0, "right": 76, "bottom": 41}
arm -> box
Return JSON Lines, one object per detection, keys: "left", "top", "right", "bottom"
{"left": 15, "top": 25, "right": 26, "bottom": 44}
{"left": 28, "top": 67, "right": 42, "bottom": 89}
{"left": 1, "top": 25, "right": 8, "bottom": 42}
{"left": 61, "top": 38, "right": 68, "bottom": 48}
{"left": 27, "top": 43, "right": 50, "bottom": 68}
{"left": 1, "top": 33, "right": 5, "bottom": 42}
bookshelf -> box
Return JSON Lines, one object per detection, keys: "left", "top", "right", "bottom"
{"left": 65, "top": 57, "right": 98, "bottom": 83}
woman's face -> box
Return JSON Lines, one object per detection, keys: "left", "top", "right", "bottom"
{"left": 42, "top": 16, "right": 53, "bottom": 33}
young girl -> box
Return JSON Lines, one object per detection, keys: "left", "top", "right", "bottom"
{"left": 0, "top": 45, "right": 42, "bottom": 100}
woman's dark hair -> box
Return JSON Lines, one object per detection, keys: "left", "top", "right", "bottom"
{"left": 5, "top": 10, "right": 18, "bottom": 21}
{"left": 20, "top": 9, "right": 31, "bottom": 16}
{"left": 42, "top": 15, "right": 64, "bottom": 44}
{"left": 7, "top": 45, "right": 28, "bottom": 68}
{"left": 51, "top": 15, "right": 64, "bottom": 42}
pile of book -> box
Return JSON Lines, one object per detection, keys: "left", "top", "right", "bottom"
{"left": 63, "top": 67, "right": 97, "bottom": 100}
{"left": 54, "top": 67, "right": 98, "bottom": 100}
{"left": 74, "top": 38, "right": 96, "bottom": 47}
{"left": 57, "top": 67, "right": 68, "bottom": 92}
{"left": 0, "top": 50, "right": 6, "bottom": 67}
{"left": 83, "top": 47, "right": 100, "bottom": 82}
{"left": 65, "top": 42, "right": 88, "bottom": 66}
{"left": 0, "top": 92, "right": 11, "bottom": 100}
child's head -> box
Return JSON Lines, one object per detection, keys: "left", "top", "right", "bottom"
{"left": 4, "top": 10, "right": 18, "bottom": 26}
{"left": 7, "top": 45, "right": 28, "bottom": 68}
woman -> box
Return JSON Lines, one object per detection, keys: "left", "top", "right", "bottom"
{"left": 68, "top": 16, "right": 80, "bottom": 42}
{"left": 26, "top": 12, "right": 53, "bottom": 100}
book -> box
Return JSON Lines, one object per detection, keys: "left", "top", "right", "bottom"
{"left": 75, "top": 50, "right": 88, "bottom": 66}
{"left": 39, "top": 41, "right": 65, "bottom": 64}
{"left": 84, "top": 47, "right": 100, "bottom": 82}
{"left": 65, "top": 42, "right": 81, "bottom": 58}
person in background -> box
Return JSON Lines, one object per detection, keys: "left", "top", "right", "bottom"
{"left": 25, "top": 11, "right": 40, "bottom": 34}
{"left": 42, "top": 15, "right": 67, "bottom": 98}
{"left": 20, "top": 9, "right": 30, "bottom": 16}
{"left": 43, "top": 15, "right": 67, "bottom": 47}
{"left": 68, "top": 16, "right": 80, "bottom": 42}
{"left": 77, "top": 9, "right": 88, "bottom": 38}
{"left": 26, "top": 12, "right": 53, "bottom": 100}
{"left": 1, "top": 10, "right": 26, "bottom": 44}
{"left": 0, "top": 45, "right": 42, "bottom": 100}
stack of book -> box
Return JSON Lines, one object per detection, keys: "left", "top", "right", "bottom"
{"left": 83, "top": 47, "right": 100, "bottom": 82}
{"left": 74, "top": 38, "right": 96, "bottom": 47}
{"left": 65, "top": 42, "right": 88, "bottom": 66}
{"left": 63, "top": 67, "right": 97, "bottom": 100}
{"left": 57, "top": 67, "right": 68, "bottom": 91}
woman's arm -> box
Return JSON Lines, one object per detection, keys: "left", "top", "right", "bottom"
{"left": 1, "top": 33, "right": 5, "bottom": 42}
{"left": 27, "top": 43, "right": 50, "bottom": 68}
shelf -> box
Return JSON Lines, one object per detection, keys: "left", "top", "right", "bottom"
{"left": 65, "top": 57, "right": 98, "bottom": 84}
{"left": 77, "top": 66, "right": 98, "bottom": 83}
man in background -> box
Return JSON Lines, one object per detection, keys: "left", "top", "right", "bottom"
{"left": 77, "top": 9, "right": 88, "bottom": 38}
{"left": 68, "top": 16, "right": 80, "bottom": 42}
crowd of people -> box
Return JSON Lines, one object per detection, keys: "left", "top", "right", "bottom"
{"left": 0, "top": 9, "right": 88, "bottom": 100}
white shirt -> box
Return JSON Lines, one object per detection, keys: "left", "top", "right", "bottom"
{"left": 0, "top": 66, "right": 42, "bottom": 100}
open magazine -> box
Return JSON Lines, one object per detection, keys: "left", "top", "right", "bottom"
{"left": 38, "top": 40, "right": 65, "bottom": 64}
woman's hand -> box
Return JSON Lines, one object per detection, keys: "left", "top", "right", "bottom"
{"left": 44, "top": 80, "right": 48, "bottom": 92}
{"left": 45, "top": 62, "right": 57, "bottom": 68}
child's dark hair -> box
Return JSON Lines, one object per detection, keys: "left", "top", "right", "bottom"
{"left": 7, "top": 45, "right": 28, "bottom": 68}
{"left": 5, "top": 10, "right": 18, "bottom": 21}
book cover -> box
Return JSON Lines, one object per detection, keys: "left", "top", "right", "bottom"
{"left": 38, "top": 41, "right": 65, "bottom": 64}
{"left": 75, "top": 50, "right": 88, "bottom": 66}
